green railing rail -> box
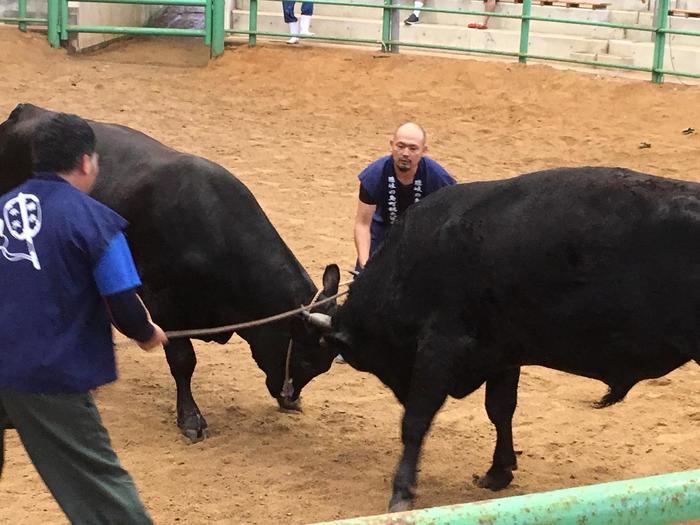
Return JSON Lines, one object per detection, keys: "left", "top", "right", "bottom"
{"left": 227, "top": 0, "right": 700, "bottom": 82}
{"left": 42, "top": 0, "right": 225, "bottom": 55}
{"left": 312, "top": 469, "right": 700, "bottom": 525}
{"left": 0, "top": 0, "right": 48, "bottom": 31}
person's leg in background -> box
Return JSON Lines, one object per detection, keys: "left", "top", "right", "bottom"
{"left": 300, "top": 2, "right": 314, "bottom": 36}
{"left": 468, "top": 0, "right": 496, "bottom": 29}
{"left": 404, "top": 0, "right": 423, "bottom": 25}
{"left": 283, "top": 1, "right": 300, "bottom": 43}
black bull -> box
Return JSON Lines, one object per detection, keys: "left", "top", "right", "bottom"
{"left": 0, "top": 103, "right": 339, "bottom": 443}
{"left": 317, "top": 167, "right": 700, "bottom": 512}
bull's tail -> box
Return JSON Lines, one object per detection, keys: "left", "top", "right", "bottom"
{"left": 593, "top": 383, "right": 632, "bottom": 408}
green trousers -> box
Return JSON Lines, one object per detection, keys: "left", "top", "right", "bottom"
{"left": 0, "top": 389, "right": 153, "bottom": 525}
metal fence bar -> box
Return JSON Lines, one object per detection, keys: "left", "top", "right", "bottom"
{"left": 248, "top": 0, "right": 258, "bottom": 46}
{"left": 0, "top": 17, "right": 46, "bottom": 23}
{"left": 204, "top": 0, "right": 212, "bottom": 45}
{"left": 381, "top": 0, "right": 390, "bottom": 52}
{"left": 518, "top": 0, "right": 530, "bottom": 63}
{"left": 63, "top": 24, "right": 206, "bottom": 35}
{"left": 18, "top": 0, "right": 27, "bottom": 31}
{"left": 71, "top": 0, "right": 207, "bottom": 5}
{"left": 313, "top": 469, "right": 700, "bottom": 525}
{"left": 652, "top": 0, "right": 670, "bottom": 83}
{"left": 47, "top": 0, "right": 60, "bottom": 47}
{"left": 227, "top": 28, "right": 382, "bottom": 45}
{"left": 210, "top": 0, "right": 224, "bottom": 55}
{"left": 60, "top": 0, "right": 68, "bottom": 41}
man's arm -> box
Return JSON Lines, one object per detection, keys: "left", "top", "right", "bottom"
{"left": 354, "top": 200, "right": 376, "bottom": 269}
{"left": 102, "top": 290, "right": 167, "bottom": 350}
{"left": 93, "top": 233, "right": 168, "bottom": 350}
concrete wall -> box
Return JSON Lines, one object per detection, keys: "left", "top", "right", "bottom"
{"left": 71, "top": 1, "right": 162, "bottom": 50}
{"left": 0, "top": 0, "right": 47, "bottom": 18}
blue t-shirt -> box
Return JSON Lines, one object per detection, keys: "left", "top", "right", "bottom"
{"left": 0, "top": 172, "right": 140, "bottom": 393}
{"left": 358, "top": 155, "right": 455, "bottom": 254}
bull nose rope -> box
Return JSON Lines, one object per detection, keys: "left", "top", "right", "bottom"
{"left": 160, "top": 279, "right": 352, "bottom": 400}
{"left": 280, "top": 286, "right": 325, "bottom": 400}
{"left": 162, "top": 286, "right": 349, "bottom": 339}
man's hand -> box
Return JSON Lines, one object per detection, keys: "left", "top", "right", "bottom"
{"left": 137, "top": 323, "right": 168, "bottom": 351}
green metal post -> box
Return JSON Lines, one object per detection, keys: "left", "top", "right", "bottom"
{"left": 211, "top": 0, "right": 225, "bottom": 56}
{"left": 249, "top": 0, "right": 257, "bottom": 46}
{"left": 312, "top": 469, "right": 700, "bottom": 525}
{"left": 381, "top": 0, "right": 391, "bottom": 52}
{"left": 518, "top": 0, "right": 531, "bottom": 63}
{"left": 60, "top": 0, "right": 69, "bottom": 41}
{"left": 47, "top": 0, "right": 60, "bottom": 47}
{"left": 18, "top": 0, "right": 27, "bottom": 32}
{"left": 652, "top": 0, "right": 669, "bottom": 83}
{"left": 204, "top": 0, "right": 212, "bottom": 45}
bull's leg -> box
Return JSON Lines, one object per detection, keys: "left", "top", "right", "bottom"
{"left": 389, "top": 328, "right": 456, "bottom": 512}
{"left": 474, "top": 367, "right": 520, "bottom": 490}
{"left": 165, "top": 338, "right": 207, "bottom": 442}
{"left": 0, "top": 428, "right": 4, "bottom": 478}
{"left": 390, "top": 388, "right": 447, "bottom": 513}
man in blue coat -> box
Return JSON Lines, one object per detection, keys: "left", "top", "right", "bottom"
{"left": 353, "top": 122, "right": 456, "bottom": 269}
{"left": 0, "top": 112, "right": 167, "bottom": 524}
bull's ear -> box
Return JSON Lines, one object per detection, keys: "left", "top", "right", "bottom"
{"left": 322, "top": 264, "right": 340, "bottom": 296}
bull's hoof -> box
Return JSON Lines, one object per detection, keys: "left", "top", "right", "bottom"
{"left": 388, "top": 497, "right": 413, "bottom": 513}
{"left": 177, "top": 413, "right": 208, "bottom": 443}
{"left": 472, "top": 469, "right": 514, "bottom": 490}
{"left": 182, "top": 427, "right": 208, "bottom": 443}
{"left": 276, "top": 396, "right": 303, "bottom": 412}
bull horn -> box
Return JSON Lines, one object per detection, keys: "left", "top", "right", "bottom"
{"left": 305, "top": 312, "right": 332, "bottom": 331}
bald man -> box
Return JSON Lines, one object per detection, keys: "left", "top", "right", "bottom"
{"left": 353, "top": 123, "right": 456, "bottom": 269}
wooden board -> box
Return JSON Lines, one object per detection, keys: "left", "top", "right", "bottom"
{"left": 668, "top": 8, "right": 700, "bottom": 17}
{"left": 510, "top": 0, "right": 609, "bottom": 8}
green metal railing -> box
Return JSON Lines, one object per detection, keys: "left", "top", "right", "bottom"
{"left": 42, "top": 0, "right": 225, "bottom": 55}
{"left": 228, "top": 0, "right": 700, "bottom": 82}
{"left": 313, "top": 469, "right": 700, "bottom": 525}
{"left": 3, "top": 0, "right": 698, "bottom": 79}
{"left": 0, "top": 0, "right": 48, "bottom": 31}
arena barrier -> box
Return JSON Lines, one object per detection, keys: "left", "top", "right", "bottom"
{"left": 42, "top": 0, "right": 225, "bottom": 55}
{"left": 229, "top": 0, "right": 700, "bottom": 83}
{"left": 0, "top": 0, "right": 47, "bottom": 32}
{"left": 3, "top": 0, "right": 697, "bottom": 80}
{"left": 312, "top": 469, "right": 700, "bottom": 525}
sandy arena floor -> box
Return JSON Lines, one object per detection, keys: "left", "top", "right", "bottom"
{"left": 0, "top": 26, "right": 698, "bottom": 525}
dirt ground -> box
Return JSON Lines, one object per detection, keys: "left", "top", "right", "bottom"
{"left": 0, "top": 26, "right": 698, "bottom": 525}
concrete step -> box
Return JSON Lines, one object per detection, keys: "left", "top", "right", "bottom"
{"left": 570, "top": 49, "right": 635, "bottom": 63}
{"left": 232, "top": 11, "right": 384, "bottom": 40}
{"left": 675, "top": 0, "right": 700, "bottom": 9}
{"left": 231, "top": 11, "right": 611, "bottom": 56}
{"left": 604, "top": 0, "right": 653, "bottom": 11}
{"left": 234, "top": 0, "right": 384, "bottom": 20}
{"left": 232, "top": 0, "right": 624, "bottom": 36}
{"left": 609, "top": 9, "right": 700, "bottom": 45}
{"left": 668, "top": 13, "right": 700, "bottom": 46}
{"left": 609, "top": 37, "right": 700, "bottom": 72}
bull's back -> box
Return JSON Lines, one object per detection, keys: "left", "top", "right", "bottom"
{"left": 380, "top": 167, "right": 700, "bottom": 379}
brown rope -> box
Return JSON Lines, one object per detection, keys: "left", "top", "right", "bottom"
{"left": 164, "top": 286, "right": 349, "bottom": 339}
